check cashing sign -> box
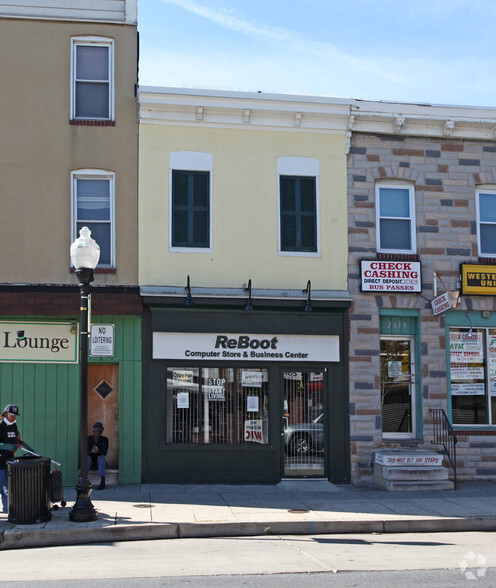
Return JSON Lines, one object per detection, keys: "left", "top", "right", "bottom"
{"left": 153, "top": 332, "right": 340, "bottom": 362}
{"left": 360, "top": 260, "right": 421, "bottom": 292}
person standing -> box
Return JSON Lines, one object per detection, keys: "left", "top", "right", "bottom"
{"left": 87, "top": 422, "right": 108, "bottom": 490}
{"left": 0, "top": 404, "right": 22, "bottom": 513}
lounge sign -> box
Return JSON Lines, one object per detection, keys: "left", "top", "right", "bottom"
{"left": 153, "top": 332, "right": 340, "bottom": 362}
{"left": 461, "top": 264, "right": 496, "bottom": 295}
{"left": 360, "top": 260, "right": 421, "bottom": 292}
{"left": 0, "top": 321, "right": 78, "bottom": 363}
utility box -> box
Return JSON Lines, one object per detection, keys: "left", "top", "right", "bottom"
{"left": 7, "top": 456, "right": 51, "bottom": 524}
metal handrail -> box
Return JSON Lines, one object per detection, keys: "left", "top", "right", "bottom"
{"left": 430, "top": 408, "right": 458, "bottom": 490}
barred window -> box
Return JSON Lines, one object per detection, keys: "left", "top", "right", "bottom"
{"left": 166, "top": 367, "right": 269, "bottom": 445}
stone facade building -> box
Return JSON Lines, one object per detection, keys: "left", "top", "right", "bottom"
{"left": 348, "top": 101, "right": 496, "bottom": 486}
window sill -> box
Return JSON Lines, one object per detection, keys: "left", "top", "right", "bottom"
{"left": 278, "top": 251, "right": 321, "bottom": 258}
{"left": 70, "top": 120, "right": 115, "bottom": 127}
{"left": 382, "top": 437, "right": 422, "bottom": 442}
{"left": 169, "top": 247, "right": 213, "bottom": 254}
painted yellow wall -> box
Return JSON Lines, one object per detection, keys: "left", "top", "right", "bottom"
{"left": 0, "top": 18, "right": 138, "bottom": 286}
{"left": 139, "top": 124, "right": 347, "bottom": 292}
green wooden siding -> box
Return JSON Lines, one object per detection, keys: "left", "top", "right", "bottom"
{"left": 0, "top": 315, "right": 141, "bottom": 485}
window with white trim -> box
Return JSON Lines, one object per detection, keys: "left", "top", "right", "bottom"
{"left": 376, "top": 184, "right": 416, "bottom": 254}
{"left": 72, "top": 170, "right": 115, "bottom": 267}
{"left": 277, "top": 157, "right": 320, "bottom": 255}
{"left": 170, "top": 151, "right": 213, "bottom": 251}
{"left": 476, "top": 188, "right": 496, "bottom": 257}
{"left": 71, "top": 37, "right": 114, "bottom": 120}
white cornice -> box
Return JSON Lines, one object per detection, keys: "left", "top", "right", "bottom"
{"left": 0, "top": 0, "right": 137, "bottom": 24}
{"left": 351, "top": 99, "right": 496, "bottom": 140}
{"left": 139, "top": 87, "right": 352, "bottom": 134}
{"left": 138, "top": 87, "right": 496, "bottom": 142}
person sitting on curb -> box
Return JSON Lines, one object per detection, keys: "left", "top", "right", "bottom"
{"left": 87, "top": 422, "right": 108, "bottom": 490}
{"left": 0, "top": 404, "right": 22, "bottom": 513}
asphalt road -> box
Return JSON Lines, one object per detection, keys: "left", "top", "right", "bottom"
{"left": 4, "top": 531, "right": 495, "bottom": 585}
{"left": 7, "top": 570, "right": 496, "bottom": 588}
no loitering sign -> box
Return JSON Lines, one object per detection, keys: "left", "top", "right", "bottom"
{"left": 90, "top": 324, "right": 115, "bottom": 357}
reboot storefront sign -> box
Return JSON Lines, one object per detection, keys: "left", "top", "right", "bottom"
{"left": 360, "top": 260, "right": 421, "bottom": 292}
{"left": 461, "top": 264, "right": 496, "bottom": 295}
{"left": 153, "top": 332, "right": 340, "bottom": 362}
{"left": 0, "top": 321, "right": 78, "bottom": 363}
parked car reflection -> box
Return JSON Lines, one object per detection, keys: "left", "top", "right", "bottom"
{"left": 284, "top": 413, "right": 324, "bottom": 455}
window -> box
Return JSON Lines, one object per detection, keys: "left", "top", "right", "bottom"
{"left": 476, "top": 189, "right": 496, "bottom": 256}
{"left": 277, "top": 157, "right": 320, "bottom": 255}
{"left": 280, "top": 176, "right": 317, "bottom": 252}
{"left": 172, "top": 171, "right": 209, "bottom": 247}
{"left": 72, "top": 170, "right": 114, "bottom": 267}
{"left": 71, "top": 37, "right": 114, "bottom": 120}
{"left": 170, "top": 151, "right": 213, "bottom": 251}
{"left": 376, "top": 184, "right": 416, "bottom": 254}
{"left": 449, "top": 327, "right": 496, "bottom": 426}
{"left": 166, "top": 367, "right": 269, "bottom": 445}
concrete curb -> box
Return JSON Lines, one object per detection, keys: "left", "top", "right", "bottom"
{"left": 1, "top": 517, "right": 496, "bottom": 550}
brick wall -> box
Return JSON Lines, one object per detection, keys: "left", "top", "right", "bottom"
{"left": 348, "top": 132, "right": 496, "bottom": 484}
{"left": 0, "top": 286, "right": 142, "bottom": 317}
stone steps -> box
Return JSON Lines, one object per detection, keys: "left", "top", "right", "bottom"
{"left": 375, "top": 465, "right": 449, "bottom": 481}
{"left": 374, "top": 451, "right": 455, "bottom": 491}
{"left": 384, "top": 480, "right": 455, "bottom": 492}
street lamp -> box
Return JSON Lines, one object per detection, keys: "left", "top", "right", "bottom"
{"left": 69, "top": 226, "right": 100, "bottom": 522}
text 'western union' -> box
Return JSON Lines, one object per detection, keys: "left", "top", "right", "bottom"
{"left": 467, "top": 272, "right": 496, "bottom": 286}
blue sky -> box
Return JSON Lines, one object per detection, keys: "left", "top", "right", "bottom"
{"left": 138, "top": 0, "right": 496, "bottom": 108}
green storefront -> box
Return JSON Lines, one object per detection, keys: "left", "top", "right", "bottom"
{"left": 142, "top": 298, "right": 350, "bottom": 484}
{"left": 0, "top": 311, "right": 141, "bottom": 486}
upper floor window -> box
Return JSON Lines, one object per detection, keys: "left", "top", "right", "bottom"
{"left": 376, "top": 184, "right": 416, "bottom": 254}
{"left": 72, "top": 170, "right": 115, "bottom": 267}
{"left": 476, "top": 189, "right": 496, "bottom": 257}
{"left": 170, "top": 152, "right": 213, "bottom": 251}
{"left": 278, "top": 157, "right": 320, "bottom": 256}
{"left": 71, "top": 37, "right": 114, "bottom": 121}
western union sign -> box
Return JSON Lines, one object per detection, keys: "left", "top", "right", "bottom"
{"left": 461, "top": 264, "right": 496, "bottom": 295}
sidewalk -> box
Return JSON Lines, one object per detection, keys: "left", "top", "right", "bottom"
{"left": 1, "top": 479, "right": 495, "bottom": 550}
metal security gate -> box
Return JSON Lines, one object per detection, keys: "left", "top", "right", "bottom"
{"left": 282, "top": 370, "right": 325, "bottom": 477}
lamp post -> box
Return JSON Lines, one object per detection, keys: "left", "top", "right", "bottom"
{"left": 69, "top": 226, "right": 100, "bottom": 522}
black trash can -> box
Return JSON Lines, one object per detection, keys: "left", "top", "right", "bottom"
{"left": 7, "top": 456, "right": 51, "bottom": 524}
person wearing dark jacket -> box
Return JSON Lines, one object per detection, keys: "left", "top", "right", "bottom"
{"left": 0, "top": 404, "right": 21, "bottom": 513}
{"left": 87, "top": 422, "right": 108, "bottom": 490}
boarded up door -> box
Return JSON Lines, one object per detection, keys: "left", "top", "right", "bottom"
{"left": 88, "top": 365, "right": 119, "bottom": 470}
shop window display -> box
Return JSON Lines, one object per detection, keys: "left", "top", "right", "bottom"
{"left": 449, "top": 328, "right": 496, "bottom": 425}
{"left": 166, "top": 367, "right": 269, "bottom": 444}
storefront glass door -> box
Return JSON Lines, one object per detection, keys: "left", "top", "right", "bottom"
{"left": 380, "top": 336, "right": 416, "bottom": 438}
{"left": 282, "top": 370, "right": 325, "bottom": 477}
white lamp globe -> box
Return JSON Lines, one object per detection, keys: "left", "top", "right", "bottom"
{"left": 70, "top": 227, "right": 100, "bottom": 269}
